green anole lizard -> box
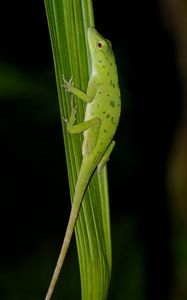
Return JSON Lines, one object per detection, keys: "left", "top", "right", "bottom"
{"left": 45, "top": 26, "right": 121, "bottom": 300}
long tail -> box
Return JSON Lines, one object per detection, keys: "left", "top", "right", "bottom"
{"left": 45, "top": 157, "right": 95, "bottom": 300}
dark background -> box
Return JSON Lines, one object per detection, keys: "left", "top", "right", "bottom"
{"left": 0, "top": 1, "right": 186, "bottom": 299}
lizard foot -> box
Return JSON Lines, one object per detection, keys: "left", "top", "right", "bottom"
{"left": 62, "top": 74, "right": 74, "bottom": 93}
{"left": 63, "top": 96, "right": 77, "bottom": 127}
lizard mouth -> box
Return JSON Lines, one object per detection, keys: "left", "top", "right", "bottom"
{"left": 87, "top": 26, "right": 97, "bottom": 46}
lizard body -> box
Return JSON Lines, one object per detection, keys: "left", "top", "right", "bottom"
{"left": 45, "top": 27, "right": 121, "bottom": 300}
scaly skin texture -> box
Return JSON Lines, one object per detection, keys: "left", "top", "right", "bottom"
{"left": 45, "top": 27, "right": 121, "bottom": 300}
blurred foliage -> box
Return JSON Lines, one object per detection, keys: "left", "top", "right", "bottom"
{"left": 160, "top": 0, "right": 187, "bottom": 298}
{"left": 0, "top": 0, "right": 187, "bottom": 300}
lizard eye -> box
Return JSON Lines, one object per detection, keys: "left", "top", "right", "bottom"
{"left": 97, "top": 41, "right": 103, "bottom": 49}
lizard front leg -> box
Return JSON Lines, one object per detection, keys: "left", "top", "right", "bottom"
{"left": 63, "top": 75, "right": 96, "bottom": 103}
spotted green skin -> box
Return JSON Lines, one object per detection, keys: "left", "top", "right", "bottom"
{"left": 45, "top": 27, "right": 121, "bottom": 300}
{"left": 83, "top": 27, "right": 121, "bottom": 160}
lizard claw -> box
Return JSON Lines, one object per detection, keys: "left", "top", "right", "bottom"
{"left": 62, "top": 74, "right": 74, "bottom": 92}
{"left": 62, "top": 96, "right": 77, "bottom": 126}
{"left": 71, "top": 106, "right": 77, "bottom": 120}
{"left": 62, "top": 116, "right": 68, "bottom": 124}
{"left": 70, "top": 95, "right": 78, "bottom": 117}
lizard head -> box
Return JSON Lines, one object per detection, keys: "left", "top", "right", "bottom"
{"left": 88, "top": 27, "right": 114, "bottom": 71}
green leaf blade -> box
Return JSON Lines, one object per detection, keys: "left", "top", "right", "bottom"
{"left": 44, "top": 1, "right": 112, "bottom": 299}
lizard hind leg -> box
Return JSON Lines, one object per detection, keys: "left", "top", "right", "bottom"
{"left": 97, "top": 140, "right": 116, "bottom": 174}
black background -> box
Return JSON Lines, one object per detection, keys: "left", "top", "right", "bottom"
{"left": 0, "top": 1, "right": 182, "bottom": 299}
